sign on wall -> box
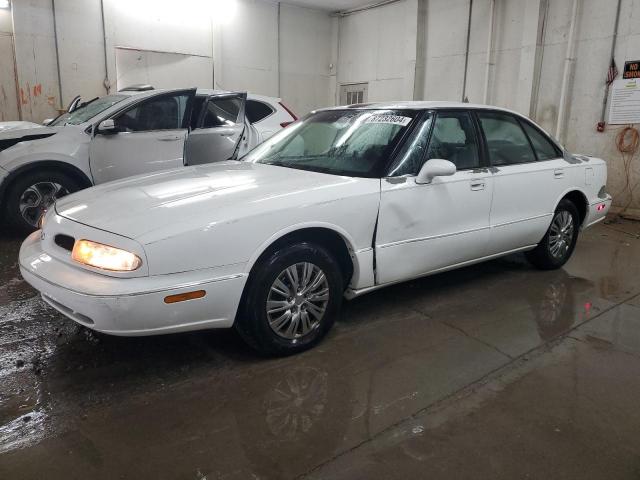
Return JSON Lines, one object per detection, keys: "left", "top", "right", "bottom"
{"left": 623, "top": 61, "right": 640, "bottom": 79}
{"left": 608, "top": 79, "right": 640, "bottom": 125}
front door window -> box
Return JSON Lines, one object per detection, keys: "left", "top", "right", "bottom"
{"left": 115, "top": 93, "right": 191, "bottom": 132}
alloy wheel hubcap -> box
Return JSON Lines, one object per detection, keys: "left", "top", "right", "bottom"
{"left": 19, "top": 182, "right": 69, "bottom": 227}
{"left": 266, "top": 262, "right": 330, "bottom": 340}
{"left": 549, "top": 210, "right": 574, "bottom": 259}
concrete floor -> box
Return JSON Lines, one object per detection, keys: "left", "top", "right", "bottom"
{"left": 1, "top": 218, "right": 639, "bottom": 479}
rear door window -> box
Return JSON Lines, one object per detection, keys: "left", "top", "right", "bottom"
{"left": 202, "top": 98, "right": 241, "bottom": 128}
{"left": 477, "top": 111, "right": 536, "bottom": 166}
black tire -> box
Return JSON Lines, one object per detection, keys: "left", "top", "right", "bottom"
{"left": 526, "top": 199, "right": 580, "bottom": 270}
{"left": 4, "top": 169, "right": 83, "bottom": 233}
{"left": 236, "top": 242, "right": 344, "bottom": 356}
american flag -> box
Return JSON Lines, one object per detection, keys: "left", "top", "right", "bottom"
{"left": 606, "top": 58, "right": 619, "bottom": 86}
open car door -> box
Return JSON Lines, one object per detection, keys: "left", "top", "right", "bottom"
{"left": 89, "top": 88, "right": 196, "bottom": 184}
{"left": 186, "top": 92, "right": 255, "bottom": 165}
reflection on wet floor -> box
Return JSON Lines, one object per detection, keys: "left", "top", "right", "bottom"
{"left": 0, "top": 219, "right": 639, "bottom": 479}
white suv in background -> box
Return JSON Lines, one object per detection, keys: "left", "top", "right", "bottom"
{"left": 0, "top": 87, "right": 297, "bottom": 231}
{"left": 243, "top": 92, "right": 298, "bottom": 141}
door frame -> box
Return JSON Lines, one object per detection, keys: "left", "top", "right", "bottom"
{"left": 89, "top": 88, "right": 197, "bottom": 137}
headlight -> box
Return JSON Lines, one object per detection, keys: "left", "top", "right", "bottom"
{"left": 71, "top": 239, "right": 142, "bottom": 272}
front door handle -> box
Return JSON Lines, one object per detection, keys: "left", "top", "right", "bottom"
{"left": 158, "top": 135, "right": 181, "bottom": 141}
{"left": 554, "top": 169, "right": 564, "bottom": 179}
{"left": 470, "top": 180, "right": 485, "bottom": 191}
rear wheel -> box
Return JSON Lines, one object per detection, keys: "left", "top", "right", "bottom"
{"left": 5, "top": 170, "right": 82, "bottom": 233}
{"left": 236, "top": 242, "right": 343, "bottom": 356}
{"left": 526, "top": 199, "right": 580, "bottom": 270}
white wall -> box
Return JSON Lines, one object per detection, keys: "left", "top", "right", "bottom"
{"left": 280, "top": 4, "right": 334, "bottom": 116}
{"left": 104, "top": 0, "right": 215, "bottom": 93}
{"left": 337, "top": 0, "right": 418, "bottom": 103}
{"left": 114, "top": 48, "right": 214, "bottom": 91}
{"left": 214, "top": 1, "right": 334, "bottom": 116}
{"left": 0, "top": 7, "right": 19, "bottom": 121}
{"left": 5, "top": 0, "right": 333, "bottom": 122}
{"left": 214, "top": 0, "right": 278, "bottom": 95}
{"left": 54, "top": 0, "right": 106, "bottom": 106}
{"left": 0, "top": 6, "right": 12, "bottom": 32}
{"left": 11, "top": 0, "right": 60, "bottom": 121}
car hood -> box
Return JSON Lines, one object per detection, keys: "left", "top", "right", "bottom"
{"left": 0, "top": 123, "right": 59, "bottom": 140}
{"left": 55, "top": 161, "right": 371, "bottom": 241}
{"left": 0, "top": 121, "right": 42, "bottom": 132}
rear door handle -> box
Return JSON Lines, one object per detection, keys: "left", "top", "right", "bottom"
{"left": 470, "top": 180, "right": 485, "bottom": 191}
{"left": 158, "top": 135, "right": 181, "bottom": 142}
{"left": 554, "top": 169, "right": 564, "bottom": 178}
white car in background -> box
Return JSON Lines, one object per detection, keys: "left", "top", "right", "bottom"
{"left": 0, "top": 87, "right": 297, "bottom": 230}
{"left": 20, "top": 102, "right": 611, "bottom": 356}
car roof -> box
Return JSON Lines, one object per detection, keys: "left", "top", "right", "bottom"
{"left": 316, "top": 101, "right": 523, "bottom": 116}
{"left": 118, "top": 88, "right": 280, "bottom": 103}
{"left": 195, "top": 89, "right": 280, "bottom": 103}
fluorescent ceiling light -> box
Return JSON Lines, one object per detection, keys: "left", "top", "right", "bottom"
{"left": 0, "top": 0, "right": 10, "bottom": 9}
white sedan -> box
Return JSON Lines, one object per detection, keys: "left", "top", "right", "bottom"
{"left": 19, "top": 102, "right": 611, "bottom": 355}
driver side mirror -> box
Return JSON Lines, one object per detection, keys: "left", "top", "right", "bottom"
{"left": 416, "top": 159, "right": 456, "bottom": 184}
{"left": 97, "top": 119, "right": 119, "bottom": 135}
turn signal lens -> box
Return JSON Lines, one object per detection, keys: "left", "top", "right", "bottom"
{"left": 164, "top": 290, "right": 206, "bottom": 304}
{"left": 72, "top": 239, "right": 142, "bottom": 272}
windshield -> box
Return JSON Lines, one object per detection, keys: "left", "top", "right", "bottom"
{"left": 244, "top": 109, "right": 419, "bottom": 177}
{"left": 50, "top": 95, "right": 128, "bottom": 126}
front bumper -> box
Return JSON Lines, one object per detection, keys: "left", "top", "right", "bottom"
{"left": 19, "top": 231, "right": 248, "bottom": 336}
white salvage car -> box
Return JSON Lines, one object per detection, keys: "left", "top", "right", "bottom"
{"left": 0, "top": 87, "right": 296, "bottom": 230}
{"left": 20, "top": 102, "right": 611, "bottom": 355}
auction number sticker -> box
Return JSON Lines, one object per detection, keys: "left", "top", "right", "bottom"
{"left": 364, "top": 114, "right": 412, "bottom": 126}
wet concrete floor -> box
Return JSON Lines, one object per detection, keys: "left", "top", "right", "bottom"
{"left": 0, "top": 217, "right": 639, "bottom": 479}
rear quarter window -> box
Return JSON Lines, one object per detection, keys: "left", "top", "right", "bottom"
{"left": 520, "top": 121, "right": 561, "bottom": 160}
{"left": 246, "top": 100, "right": 274, "bottom": 123}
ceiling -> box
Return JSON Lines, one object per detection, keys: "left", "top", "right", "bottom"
{"left": 282, "top": 0, "right": 377, "bottom": 13}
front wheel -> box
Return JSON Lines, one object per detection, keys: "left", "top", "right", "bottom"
{"left": 526, "top": 199, "right": 580, "bottom": 270}
{"left": 5, "top": 170, "right": 82, "bottom": 232}
{"left": 236, "top": 242, "right": 344, "bottom": 356}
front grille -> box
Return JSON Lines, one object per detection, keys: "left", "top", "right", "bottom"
{"left": 54, "top": 234, "right": 75, "bottom": 252}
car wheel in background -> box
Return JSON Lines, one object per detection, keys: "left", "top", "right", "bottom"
{"left": 526, "top": 199, "right": 580, "bottom": 270}
{"left": 5, "top": 170, "right": 82, "bottom": 233}
{"left": 236, "top": 242, "right": 343, "bottom": 356}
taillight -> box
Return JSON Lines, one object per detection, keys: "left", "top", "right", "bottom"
{"left": 278, "top": 101, "right": 297, "bottom": 123}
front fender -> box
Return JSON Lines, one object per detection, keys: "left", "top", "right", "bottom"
{"left": 0, "top": 125, "right": 92, "bottom": 181}
{"left": 244, "top": 221, "right": 360, "bottom": 272}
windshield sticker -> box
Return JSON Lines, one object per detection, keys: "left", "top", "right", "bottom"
{"left": 333, "top": 114, "right": 357, "bottom": 128}
{"left": 364, "top": 114, "right": 412, "bottom": 127}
